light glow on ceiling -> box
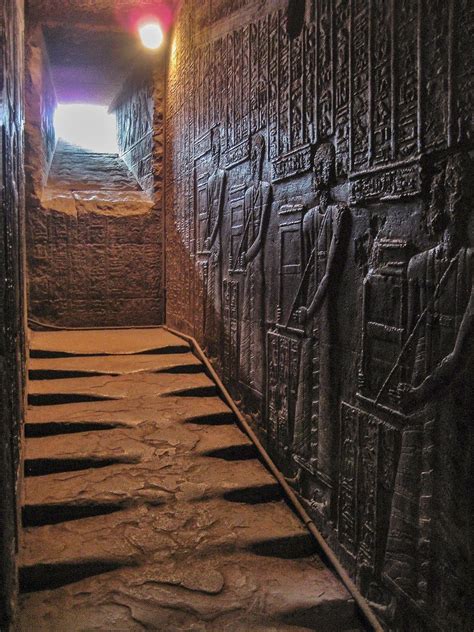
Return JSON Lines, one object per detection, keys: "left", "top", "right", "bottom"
{"left": 138, "top": 21, "right": 164, "bottom": 50}
{"left": 54, "top": 104, "right": 118, "bottom": 154}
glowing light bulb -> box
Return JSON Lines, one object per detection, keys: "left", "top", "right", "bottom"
{"left": 139, "top": 21, "right": 163, "bottom": 50}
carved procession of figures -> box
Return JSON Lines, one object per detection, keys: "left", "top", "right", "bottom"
{"left": 180, "top": 5, "right": 473, "bottom": 629}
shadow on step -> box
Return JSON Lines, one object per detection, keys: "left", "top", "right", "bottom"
{"left": 25, "top": 455, "right": 140, "bottom": 477}
{"left": 184, "top": 412, "right": 235, "bottom": 426}
{"left": 29, "top": 369, "right": 118, "bottom": 380}
{"left": 20, "top": 560, "right": 136, "bottom": 593}
{"left": 23, "top": 502, "right": 126, "bottom": 527}
{"left": 28, "top": 393, "right": 118, "bottom": 406}
{"left": 25, "top": 421, "right": 123, "bottom": 437}
{"left": 223, "top": 483, "right": 282, "bottom": 504}
{"left": 162, "top": 385, "right": 218, "bottom": 398}
{"left": 250, "top": 533, "right": 317, "bottom": 559}
{"left": 203, "top": 443, "right": 259, "bottom": 461}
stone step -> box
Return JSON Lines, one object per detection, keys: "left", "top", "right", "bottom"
{"left": 29, "top": 328, "right": 190, "bottom": 356}
{"left": 18, "top": 550, "right": 358, "bottom": 632}
{"left": 20, "top": 499, "right": 314, "bottom": 581}
{"left": 27, "top": 371, "right": 217, "bottom": 400}
{"left": 23, "top": 457, "right": 280, "bottom": 515}
{"left": 29, "top": 352, "right": 203, "bottom": 379}
{"left": 25, "top": 394, "right": 234, "bottom": 428}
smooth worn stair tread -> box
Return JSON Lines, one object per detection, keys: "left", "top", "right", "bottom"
{"left": 23, "top": 457, "right": 279, "bottom": 509}
{"left": 29, "top": 328, "right": 189, "bottom": 355}
{"left": 20, "top": 498, "right": 313, "bottom": 570}
{"left": 26, "top": 394, "right": 233, "bottom": 426}
{"left": 24, "top": 429, "right": 156, "bottom": 462}
{"left": 20, "top": 329, "right": 360, "bottom": 632}
{"left": 18, "top": 550, "right": 356, "bottom": 632}
{"left": 27, "top": 371, "right": 216, "bottom": 399}
{"left": 29, "top": 352, "right": 202, "bottom": 376}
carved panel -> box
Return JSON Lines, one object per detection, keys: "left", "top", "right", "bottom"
{"left": 166, "top": 3, "right": 473, "bottom": 630}
{"left": 267, "top": 330, "right": 301, "bottom": 463}
{"left": 223, "top": 279, "right": 239, "bottom": 382}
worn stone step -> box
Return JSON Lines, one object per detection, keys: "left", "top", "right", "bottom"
{"left": 18, "top": 550, "right": 357, "bottom": 631}
{"left": 27, "top": 371, "right": 217, "bottom": 400}
{"left": 29, "top": 352, "right": 203, "bottom": 378}
{"left": 20, "top": 499, "right": 314, "bottom": 579}
{"left": 25, "top": 394, "right": 234, "bottom": 428}
{"left": 23, "top": 457, "right": 279, "bottom": 513}
{"left": 29, "top": 328, "right": 189, "bottom": 356}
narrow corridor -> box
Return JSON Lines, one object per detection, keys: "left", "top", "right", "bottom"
{"left": 18, "top": 329, "right": 361, "bottom": 631}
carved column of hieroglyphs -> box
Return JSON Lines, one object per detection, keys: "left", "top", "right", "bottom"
{"left": 350, "top": 0, "right": 369, "bottom": 172}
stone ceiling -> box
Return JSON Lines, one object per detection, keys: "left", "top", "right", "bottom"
{"left": 30, "top": 1, "right": 175, "bottom": 105}
{"left": 43, "top": 26, "right": 146, "bottom": 105}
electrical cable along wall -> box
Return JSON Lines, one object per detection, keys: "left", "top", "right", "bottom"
{"left": 165, "top": 1, "right": 474, "bottom": 630}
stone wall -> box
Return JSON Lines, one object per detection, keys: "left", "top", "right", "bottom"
{"left": 25, "top": 24, "right": 57, "bottom": 200}
{"left": 0, "top": 0, "right": 26, "bottom": 627}
{"left": 165, "top": 1, "right": 474, "bottom": 630}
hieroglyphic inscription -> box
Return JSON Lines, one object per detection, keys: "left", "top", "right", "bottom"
{"left": 267, "top": 330, "right": 301, "bottom": 460}
{"left": 316, "top": 0, "right": 334, "bottom": 139}
{"left": 421, "top": 0, "right": 450, "bottom": 152}
{"left": 223, "top": 279, "right": 239, "bottom": 381}
{"left": 350, "top": 164, "right": 421, "bottom": 204}
{"left": 334, "top": 0, "right": 350, "bottom": 174}
{"left": 371, "top": 0, "right": 392, "bottom": 164}
{"left": 350, "top": 0, "right": 369, "bottom": 171}
{"left": 339, "top": 404, "right": 379, "bottom": 570}
{"left": 272, "top": 145, "right": 312, "bottom": 182}
{"left": 394, "top": 0, "right": 419, "bottom": 159}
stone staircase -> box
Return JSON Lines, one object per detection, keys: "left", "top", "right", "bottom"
{"left": 18, "top": 329, "right": 363, "bottom": 631}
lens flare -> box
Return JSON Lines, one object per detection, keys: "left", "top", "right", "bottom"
{"left": 139, "top": 21, "right": 164, "bottom": 50}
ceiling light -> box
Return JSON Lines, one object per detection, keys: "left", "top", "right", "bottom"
{"left": 139, "top": 21, "right": 164, "bottom": 50}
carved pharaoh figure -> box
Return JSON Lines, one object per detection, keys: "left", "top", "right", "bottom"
{"left": 239, "top": 134, "right": 271, "bottom": 395}
{"left": 292, "top": 143, "right": 350, "bottom": 517}
{"left": 203, "top": 128, "right": 226, "bottom": 357}
{"left": 383, "top": 154, "right": 473, "bottom": 629}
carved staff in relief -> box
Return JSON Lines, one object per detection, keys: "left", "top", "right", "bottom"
{"left": 239, "top": 134, "right": 271, "bottom": 395}
{"left": 203, "top": 128, "right": 226, "bottom": 357}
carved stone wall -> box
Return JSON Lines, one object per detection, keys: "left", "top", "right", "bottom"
{"left": 25, "top": 25, "right": 166, "bottom": 328}
{"left": 165, "top": 2, "right": 474, "bottom": 630}
{"left": 0, "top": 0, "right": 26, "bottom": 627}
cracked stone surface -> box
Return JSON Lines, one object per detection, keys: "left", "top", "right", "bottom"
{"left": 19, "top": 329, "right": 362, "bottom": 631}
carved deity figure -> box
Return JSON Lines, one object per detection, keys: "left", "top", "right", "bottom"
{"left": 292, "top": 143, "right": 349, "bottom": 516}
{"left": 383, "top": 154, "right": 473, "bottom": 629}
{"left": 239, "top": 134, "right": 271, "bottom": 395}
{"left": 203, "top": 128, "right": 226, "bottom": 356}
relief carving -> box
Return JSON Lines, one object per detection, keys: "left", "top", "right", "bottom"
{"left": 383, "top": 154, "right": 473, "bottom": 628}
{"left": 239, "top": 134, "right": 271, "bottom": 396}
{"left": 291, "top": 143, "right": 350, "bottom": 517}
{"left": 202, "top": 128, "right": 227, "bottom": 357}
{"left": 166, "top": 3, "right": 474, "bottom": 629}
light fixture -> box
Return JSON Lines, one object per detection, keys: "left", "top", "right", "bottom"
{"left": 139, "top": 21, "right": 164, "bottom": 50}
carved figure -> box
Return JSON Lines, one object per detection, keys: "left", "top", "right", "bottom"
{"left": 383, "top": 154, "right": 473, "bottom": 628}
{"left": 292, "top": 143, "right": 349, "bottom": 516}
{"left": 239, "top": 134, "right": 271, "bottom": 394}
{"left": 203, "top": 128, "right": 226, "bottom": 356}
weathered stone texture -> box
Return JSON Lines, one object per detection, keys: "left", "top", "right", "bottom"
{"left": 0, "top": 0, "right": 27, "bottom": 627}
{"left": 18, "top": 329, "right": 361, "bottom": 632}
{"left": 165, "top": 1, "right": 474, "bottom": 630}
